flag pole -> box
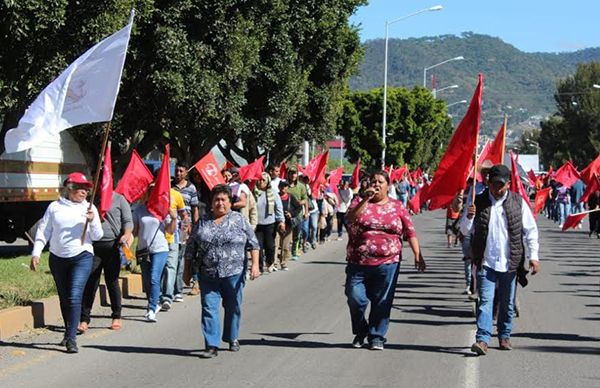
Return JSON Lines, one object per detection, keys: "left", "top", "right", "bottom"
{"left": 80, "top": 123, "right": 112, "bottom": 243}
{"left": 471, "top": 130, "right": 480, "bottom": 205}
{"left": 500, "top": 114, "right": 508, "bottom": 164}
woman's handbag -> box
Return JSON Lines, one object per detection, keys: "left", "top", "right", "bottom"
{"left": 136, "top": 226, "right": 160, "bottom": 265}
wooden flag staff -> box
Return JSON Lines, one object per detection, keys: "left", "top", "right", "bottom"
{"left": 80, "top": 123, "right": 112, "bottom": 243}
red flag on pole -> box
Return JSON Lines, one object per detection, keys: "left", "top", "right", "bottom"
{"left": 408, "top": 182, "right": 429, "bottom": 214}
{"left": 554, "top": 161, "right": 581, "bottom": 188}
{"left": 304, "top": 151, "right": 328, "bottom": 181}
{"left": 238, "top": 155, "right": 265, "bottom": 182}
{"left": 580, "top": 154, "right": 600, "bottom": 184}
{"left": 487, "top": 122, "right": 506, "bottom": 165}
{"left": 509, "top": 151, "right": 530, "bottom": 206}
{"left": 527, "top": 169, "right": 537, "bottom": 186}
{"left": 309, "top": 151, "right": 329, "bottom": 195}
{"left": 99, "top": 142, "right": 113, "bottom": 220}
{"left": 193, "top": 151, "right": 225, "bottom": 190}
{"left": 279, "top": 161, "right": 287, "bottom": 180}
{"left": 580, "top": 173, "right": 600, "bottom": 203}
{"left": 351, "top": 158, "right": 361, "bottom": 189}
{"left": 115, "top": 150, "right": 154, "bottom": 203}
{"left": 328, "top": 166, "right": 344, "bottom": 199}
{"left": 423, "top": 74, "right": 483, "bottom": 210}
{"left": 562, "top": 212, "right": 588, "bottom": 231}
{"left": 147, "top": 145, "right": 171, "bottom": 221}
{"left": 533, "top": 187, "right": 551, "bottom": 215}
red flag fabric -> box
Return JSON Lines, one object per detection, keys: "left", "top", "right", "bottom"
{"left": 423, "top": 74, "right": 483, "bottom": 210}
{"left": 554, "top": 161, "right": 581, "bottom": 188}
{"left": 99, "top": 143, "right": 113, "bottom": 220}
{"left": 296, "top": 164, "right": 306, "bottom": 176}
{"left": 309, "top": 151, "right": 329, "bottom": 195}
{"left": 147, "top": 145, "right": 171, "bottom": 221}
{"left": 222, "top": 160, "right": 235, "bottom": 171}
{"left": 408, "top": 182, "right": 429, "bottom": 214}
{"left": 351, "top": 158, "right": 361, "bottom": 189}
{"left": 487, "top": 122, "right": 506, "bottom": 165}
{"left": 391, "top": 166, "right": 408, "bottom": 182}
{"left": 279, "top": 161, "right": 287, "bottom": 180}
{"left": 533, "top": 187, "right": 551, "bottom": 215}
{"left": 527, "top": 169, "right": 537, "bottom": 186}
{"left": 509, "top": 151, "right": 530, "bottom": 206}
{"left": 580, "top": 173, "right": 600, "bottom": 203}
{"left": 562, "top": 212, "right": 588, "bottom": 231}
{"left": 580, "top": 154, "right": 600, "bottom": 184}
{"left": 238, "top": 155, "right": 265, "bottom": 182}
{"left": 193, "top": 152, "right": 225, "bottom": 190}
{"left": 115, "top": 150, "right": 154, "bottom": 203}
{"left": 328, "top": 166, "right": 344, "bottom": 199}
{"left": 304, "top": 151, "right": 328, "bottom": 181}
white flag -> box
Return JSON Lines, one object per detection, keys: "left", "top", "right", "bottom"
{"left": 4, "top": 14, "right": 134, "bottom": 153}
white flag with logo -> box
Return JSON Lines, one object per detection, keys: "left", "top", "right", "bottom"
{"left": 4, "top": 13, "right": 134, "bottom": 153}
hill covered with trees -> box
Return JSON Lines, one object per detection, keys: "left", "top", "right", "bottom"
{"left": 350, "top": 32, "right": 600, "bottom": 138}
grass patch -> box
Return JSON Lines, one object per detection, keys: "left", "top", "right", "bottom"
{"left": 0, "top": 253, "right": 56, "bottom": 310}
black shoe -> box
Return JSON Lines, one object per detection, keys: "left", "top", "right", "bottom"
{"left": 352, "top": 335, "right": 365, "bottom": 348}
{"left": 59, "top": 337, "right": 68, "bottom": 347}
{"left": 229, "top": 340, "right": 240, "bottom": 352}
{"left": 66, "top": 339, "right": 78, "bottom": 353}
{"left": 199, "top": 347, "right": 218, "bottom": 358}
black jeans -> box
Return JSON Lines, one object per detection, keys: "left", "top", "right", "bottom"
{"left": 336, "top": 212, "right": 347, "bottom": 237}
{"left": 81, "top": 241, "right": 122, "bottom": 322}
{"left": 255, "top": 223, "right": 276, "bottom": 270}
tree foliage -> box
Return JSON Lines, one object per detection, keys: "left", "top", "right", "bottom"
{"left": 539, "top": 62, "right": 600, "bottom": 169}
{"left": 0, "top": 0, "right": 366, "bottom": 173}
{"left": 336, "top": 86, "right": 454, "bottom": 171}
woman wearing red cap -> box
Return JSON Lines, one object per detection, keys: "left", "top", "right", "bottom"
{"left": 30, "top": 172, "right": 104, "bottom": 353}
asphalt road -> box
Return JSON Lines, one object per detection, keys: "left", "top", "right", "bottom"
{"left": 1, "top": 210, "right": 599, "bottom": 388}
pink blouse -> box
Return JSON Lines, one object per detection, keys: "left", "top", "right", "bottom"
{"left": 346, "top": 197, "right": 417, "bottom": 266}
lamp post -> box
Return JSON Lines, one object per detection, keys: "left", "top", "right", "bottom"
{"left": 423, "top": 56, "right": 464, "bottom": 88}
{"left": 381, "top": 5, "right": 443, "bottom": 168}
{"left": 433, "top": 84, "right": 458, "bottom": 98}
{"left": 593, "top": 84, "right": 600, "bottom": 89}
{"left": 446, "top": 99, "right": 468, "bottom": 109}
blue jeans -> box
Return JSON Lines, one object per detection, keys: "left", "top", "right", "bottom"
{"left": 308, "top": 212, "right": 319, "bottom": 244}
{"left": 557, "top": 202, "right": 570, "bottom": 225}
{"left": 475, "top": 265, "right": 516, "bottom": 344}
{"left": 160, "top": 243, "right": 179, "bottom": 303}
{"left": 141, "top": 251, "right": 169, "bottom": 311}
{"left": 345, "top": 262, "right": 400, "bottom": 344}
{"left": 200, "top": 272, "right": 245, "bottom": 348}
{"left": 49, "top": 251, "right": 94, "bottom": 341}
{"left": 175, "top": 243, "right": 186, "bottom": 295}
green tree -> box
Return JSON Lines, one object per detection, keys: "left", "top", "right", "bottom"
{"left": 336, "top": 86, "right": 453, "bottom": 171}
{"left": 540, "top": 62, "right": 600, "bottom": 168}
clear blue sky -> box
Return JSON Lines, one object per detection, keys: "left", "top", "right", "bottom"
{"left": 351, "top": 1, "right": 600, "bottom": 53}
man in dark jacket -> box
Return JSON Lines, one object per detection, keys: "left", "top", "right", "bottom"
{"left": 460, "top": 164, "right": 540, "bottom": 356}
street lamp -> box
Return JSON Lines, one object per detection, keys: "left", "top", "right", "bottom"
{"left": 433, "top": 84, "right": 458, "bottom": 98}
{"left": 593, "top": 84, "right": 600, "bottom": 89}
{"left": 423, "top": 56, "right": 464, "bottom": 88}
{"left": 446, "top": 99, "right": 468, "bottom": 108}
{"left": 381, "top": 5, "right": 443, "bottom": 168}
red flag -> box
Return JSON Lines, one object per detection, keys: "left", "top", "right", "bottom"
{"left": 238, "top": 155, "right": 265, "bottom": 182}
{"left": 222, "top": 159, "right": 235, "bottom": 171}
{"left": 309, "top": 151, "right": 329, "bottom": 195}
{"left": 328, "top": 166, "right": 344, "bottom": 199}
{"left": 527, "top": 169, "right": 537, "bottom": 186}
{"left": 424, "top": 74, "right": 483, "bottom": 210}
{"left": 99, "top": 143, "right": 113, "bottom": 220}
{"left": 408, "top": 182, "right": 429, "bottom": 214}
{"left": 115, "top": 150, "right": 154, "bottom": 203}
{"left": 391, "top": 166, "right": 408, "bottom": 182}
{"left": 351, "top": 158, "right": 361, "bottom": 189}
{"left": 279, "top": 161, "right": 287, "bottom": 179}
{"left": 580, "top": 154, "right": 600, "bottom": 184}
{"left": 304, "top": 151, "right": 328, "bottom": 181}
{"left": 509, "top": 151, "right": 530, "bottom": 206}
{"left": 554, "top": 161, "right": 581, "bottom": 188}
{"left": 296, "top": 164, "right": 306, "bottom": 176}
{"left": 580, "top": 173, "right": 600, "bottom": 203}
{"left": 543, "top": 166, "right": 554, "bottom": 185}
{"left": 487, "top": 122, "right": 506, "bottom": 165}
{"left": 193, "top": 151, "right": 225, "bottom": 190}
{"left": 147, "top": 145, "right": 171, "bottom": 221}
{"left": 533, "top": 187, "right": 551, "bottom": 215}
{"left": 562, "top": 212, "right": 588, "bottom": 231}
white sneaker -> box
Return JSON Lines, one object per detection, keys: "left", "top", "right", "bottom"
{"left": 145, "top": 310, "right": 157, "bottom": 322}
{"left": 558, "top": 224, "right": 563, "bottom": 228}
{"left": 174, "top": 294, "right": 184, "bottom": 303}
{"left": 463, "top": 288, "right": 472, "bottom": 295}
{"left": 161, "top": 301, "right": 171, "bottom": 311}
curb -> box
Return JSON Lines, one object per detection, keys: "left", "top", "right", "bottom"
{"left": 0, "top": 273, "right": 144, "bottom": 341}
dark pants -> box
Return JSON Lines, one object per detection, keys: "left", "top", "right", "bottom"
{"left": 336, "top": 212, "right": 347, "bottom": 237}
{"left": 255, "top": 223, "right": 276, "bottom": 270}
{"left": 81, "top": 241, "right": 122, "bottom": 323}
{"left": 345, "top": 262, "right": 400, "bottom": 344}
{"left": 49, "top": 251, "right": 94, "bottom": 341}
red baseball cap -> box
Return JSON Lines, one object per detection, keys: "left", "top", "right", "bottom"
{"left": 64, "top": 172, "right": 93, "bottom": 188}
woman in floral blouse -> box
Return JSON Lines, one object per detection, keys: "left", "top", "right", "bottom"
{"left": 185, "top": 184, "right": 260, "bottom": 358}
{"left": 345, "top": 171, "right": 425, "bottom": 351}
